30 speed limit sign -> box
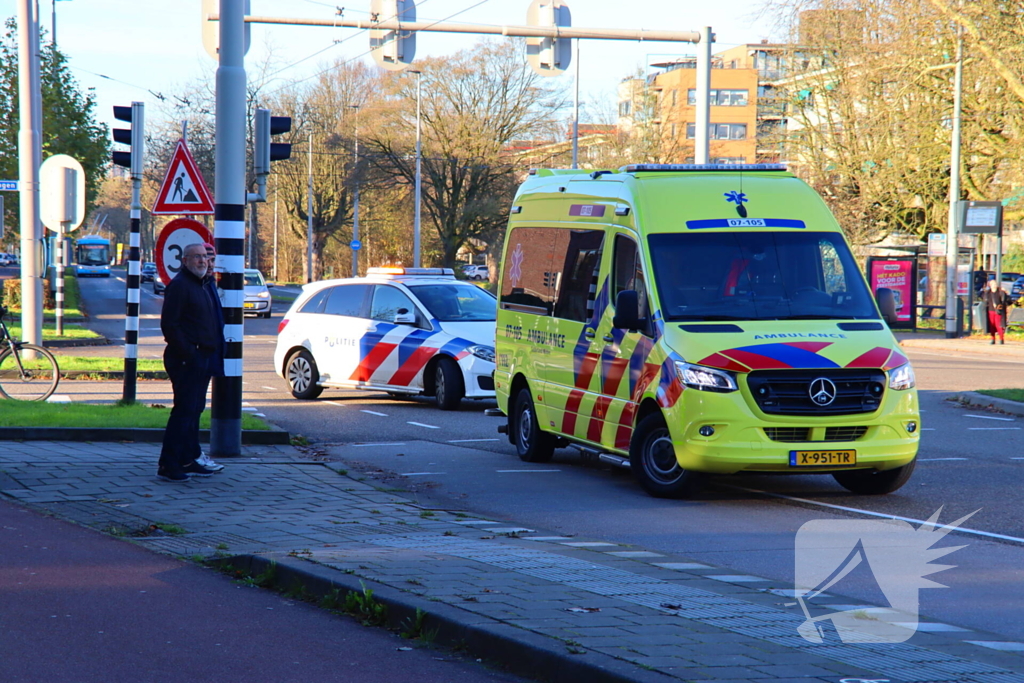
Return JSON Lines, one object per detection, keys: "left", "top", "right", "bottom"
{"left": 155, "top": 218, "right": 214, "bottom": 286}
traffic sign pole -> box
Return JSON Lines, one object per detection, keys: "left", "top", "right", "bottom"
{"left": 122, "top": 102, "right": 145, "bottom": 403}
{"left": 211, "top": 0, "right": 246, "bottom": 457}
{"left": 17, "top": 0, "right": 43, "bottom": 352}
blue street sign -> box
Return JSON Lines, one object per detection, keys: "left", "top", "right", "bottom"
{"left": 0, "top": 180, "right": 19, "bottom": 191}
{"left": 350, "top": 239, "right": 362, "bottom": 251}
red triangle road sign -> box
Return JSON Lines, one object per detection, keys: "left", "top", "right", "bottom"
{"left": 152, "top": 139, "right": 215, "bottom": 215}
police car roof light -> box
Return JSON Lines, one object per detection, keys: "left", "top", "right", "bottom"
{"left": 620, "top": 163, "right": 788, "bottom": 173}
{"left": 367, "top": 267, "right": 455, "bottom": 278}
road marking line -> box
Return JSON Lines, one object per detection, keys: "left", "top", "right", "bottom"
{"left": 242, "top": 407, "right": 258, "bottom": 412}
{"left": 726, "top": 484, "right": 1024, "bottom": 545}
{"left": 967, "top": 427, "right": 1021, "bottom": 431}
{"left": 448, "top": 438, "right": 501, "bottom": 443}
{"left": 918, "top": 457, "right": 968, "bottom": 461}
{"left": 496, "top": 469, "right": 561, "bottom": 473}
{"left": 407, "top": 421, "right": 439, "bottom": 429}
{"left": 45, "top": 395, "right": 73, "bottom": 403}
{"left": 401, "top": 472, "right": 445, "bottom": 476}
{"left": 964, "top": 414, "right": 1015, "bottom": 421}
{"left": 262, "top": 386, "right": 277, "bottom": 391}
{"left": 921, "top": 428, "right": 936, "bottom": 431}
{"left": 325, "top": 401, "right": 349, "bottom": 407}
{"left": 1011, "top": 457, "right": 1024, "bottom": 460}
{"left": 253, "top": 413, "right": 266, "bottom": 417}
{"left": 361, "top": 410, "right": 388, "bottom": 416}
{"left": 350, "top": 442, "right": 405, "bottom": 447}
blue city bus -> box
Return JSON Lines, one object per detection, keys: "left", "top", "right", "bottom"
{"left": 74, "top": 235, "right": 112, "bottom": 277}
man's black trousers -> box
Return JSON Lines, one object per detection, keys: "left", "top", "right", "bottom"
{"left": 159, "top": 350, "right": 213, "bottom": 473}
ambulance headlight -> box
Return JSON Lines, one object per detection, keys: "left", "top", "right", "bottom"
{"left": 469, "top": 345, "right": 495, "bottom": 363}
{"left": 888, "top": 362, "right": 916, "bottom": 391}
{"left": 675, "top": 361, "right": 738, "bottom": 393}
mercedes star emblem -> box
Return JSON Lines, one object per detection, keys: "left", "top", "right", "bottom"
{"left": 809, "top": 377, "right": 837, "bottom": 406}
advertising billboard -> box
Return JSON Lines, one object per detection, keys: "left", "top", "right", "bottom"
{"left": 867, "top": 257, "right": 917, "bottom": 330}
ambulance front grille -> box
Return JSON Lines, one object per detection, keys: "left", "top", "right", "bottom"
{"left": 747, "top": 369, "right": 886, "bottom": 416}
{"left": 763, "top": 426, "right": 869, "bottom": 442}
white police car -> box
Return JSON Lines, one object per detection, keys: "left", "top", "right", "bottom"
{"left": 274, "top": 267, "right": 496, "bottom": 410}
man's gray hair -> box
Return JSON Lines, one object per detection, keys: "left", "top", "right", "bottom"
{"left": 183, "top": 243, "right": 206, "bottom": 257}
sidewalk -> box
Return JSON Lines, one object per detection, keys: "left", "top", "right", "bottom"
{"left": 895, "top": 331, "right": 1024, "bottom": 358}
{"left": 2, "top": 441, "right": 1024, "bottom": 683}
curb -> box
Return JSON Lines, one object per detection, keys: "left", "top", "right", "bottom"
{"left": 897, "top": 337, "right": 1024, "bottom": 357}
{"left": 214, "top": 554, "right": 666, "bottom": 683}
{"left": 44, "top": 337, "right": 111, "bottom": 348}
{"left": 0, "top": 427, "right": 290, "bottom": 444}
{"left": 61, "top": 371, "right": 168, "bottom": 380}
{"left": 956, "top": 391, "right": 1024, "bottom": 417}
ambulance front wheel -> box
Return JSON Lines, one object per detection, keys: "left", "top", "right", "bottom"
{"left": 286, "top": 349, "right": 323, "bottom": 400}
{"left": 513, "top": 387, "right": 555, "bottom": 463}
{"left": 630, "top": 413, "right": 704, "bottom": 498}
{"left": 832, "top": 458, "right": 916, "bottom": 495}
{"left": 434, "top": 357, "right": 465, "bottom": 411}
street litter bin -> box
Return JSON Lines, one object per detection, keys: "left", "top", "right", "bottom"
{"left": 973, "top": 301, "right": 985, "bottom": 332}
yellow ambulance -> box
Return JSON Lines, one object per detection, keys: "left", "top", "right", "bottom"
{"left": 494, "top": 164, "right": 919, "bottom": 498}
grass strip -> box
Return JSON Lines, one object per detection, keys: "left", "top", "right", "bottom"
{"left": 976, "top": 388, "right": 1024, "bottom": 403}
{"left": 0, "top": 399, "right": 270, "bottom": 430}
{"left": 46, "top": 356, "right": 166, "bottom": 373}
{"left": 6, "top": 321, "right": 102, "bottom": 341}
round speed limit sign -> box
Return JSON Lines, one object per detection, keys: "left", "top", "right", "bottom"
{"left": 155, "top": 218, "right": 214, "bottom": 286}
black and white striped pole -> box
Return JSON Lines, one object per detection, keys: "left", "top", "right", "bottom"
{"left": 112, "top": 102, "right": 145, "bottom": 403}
{"left": 210, "top": 0, "right": 246, "bottom": 456}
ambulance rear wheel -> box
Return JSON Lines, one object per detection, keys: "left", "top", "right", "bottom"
{"left": 630, "top": 413, "right": 703, "bottom": 498}
{"left": 832, "top": 458, "right": 916, "bottom": 495}
{"left": 286, "top": 349, "right": 323, "bottom": 400}
{"left": 434, "top": 357, "right": 465, "bottom": 411}
{"left": 513, "top": 388, "right": 555, "bottom": 463}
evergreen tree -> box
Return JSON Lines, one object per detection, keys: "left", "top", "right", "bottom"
{"left": 0, "top": 18, "right": 110, "bottom": 249}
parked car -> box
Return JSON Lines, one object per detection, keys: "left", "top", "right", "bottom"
{"left": 242, "top": 269, "right": 272, "bottom": 318}
{"left": 153, "top": 273, "right": 166, "bottom": 295}
{"left": 975, "top": 271, "right": 1021, "bottom": 297}
{"left": 140, "top": 262, "right": 157, "bottom": 283}
{"left": 274, "top": 267, "right": 496, "bottom": 410}
{"left": 1012, "top": 276, "right": 1024, "bottom": 301}
{"left": 0, "top": 253, "right": 14, "bottom": 266}
{"left": 462, "top": 264, "right": 488, "bottom": 281}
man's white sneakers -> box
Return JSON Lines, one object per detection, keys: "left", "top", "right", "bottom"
{"left": 197, "top": 452, "right": 225, "bottom": 472}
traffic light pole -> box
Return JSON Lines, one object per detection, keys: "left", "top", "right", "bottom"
{"left": 211, "top": 0, "right": 246, "bottom": 457}
{"left": 119, "top": 102, "right": 145, "bottom": 403}
{"left": 17, "top": 0, "right": 43, "bottom": 350}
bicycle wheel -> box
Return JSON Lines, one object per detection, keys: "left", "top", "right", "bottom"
{"left": 0, "top": 344, "right": 60, "bottom": 401}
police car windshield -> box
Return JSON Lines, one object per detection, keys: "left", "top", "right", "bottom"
{"left": 648, "top": 231, "right": 878, "bottom": 322}
{"left": 408, "top": 284, "right": 496, "bottom": 322}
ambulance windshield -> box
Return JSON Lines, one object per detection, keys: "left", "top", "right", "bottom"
{"left": 648, "top": 232, "right": 879, "bottom": 322}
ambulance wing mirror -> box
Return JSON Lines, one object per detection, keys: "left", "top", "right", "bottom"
{"left": 613, "top": 290, "right": 643, "bottom": 331}
{"left": 394, "top": 308, "right": 417, "bottom": 325}
{"left": 875, "top": 287, "right": 897, "bottom": 325}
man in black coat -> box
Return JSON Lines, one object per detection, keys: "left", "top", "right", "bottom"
{"left": 157, "top": 243, "right": 224, "bottom": 482}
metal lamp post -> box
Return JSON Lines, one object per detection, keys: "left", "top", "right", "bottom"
{"left": 350, "top": 105, "right": 360, "bottom": 277}
{"left": 409, "top": 70, "right": 423, "bottom": 268}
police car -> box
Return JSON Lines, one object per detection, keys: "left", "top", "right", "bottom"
{"left": 274, "top": 268, "right": 496, "bottom": 410}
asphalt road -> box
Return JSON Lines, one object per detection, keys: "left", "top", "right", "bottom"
{"left": 53, "top": 275, "right": 1024, "bottom": 645}
{"left": 0, "top": 499, "right": 524, "bottom": 683}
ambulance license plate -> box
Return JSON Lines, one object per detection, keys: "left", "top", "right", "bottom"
{"left": 790, "top": 450, "right": 856, "bottom": 467}
{"left": 243, "top": 302, "right": 255, "bottom": 309}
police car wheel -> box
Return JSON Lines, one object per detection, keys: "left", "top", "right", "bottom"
{"left": 287, "top": 349, "right": 323, "bottom": 400}
{"left": 630, "top": 413, "right": 702, "bottom": 498}
{"left": 832, "top": 458, "right": 916, "bottom": 495}
{"left": 513, "top": 387, "right": 555, "bottom": 463}
{"left": 434, "top": 357, "right": 465, "bottom": 411}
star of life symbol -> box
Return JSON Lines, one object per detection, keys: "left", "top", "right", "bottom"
{"left": 509, "top": 243, "right": 524, "bottom": 287}
{"left": 724, "top": 190, "right": 747, "bottom": 206}
{"left": 791, "top": 508, "right": 977, "bottom": 644}
{"left": 809, "top": 377, "right": 837, "bottom": 406}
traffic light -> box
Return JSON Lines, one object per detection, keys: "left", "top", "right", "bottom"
{"left": 112, "top": 102, "right": 145, "bottom": 179}
{"left": 254, "top": 108, "right": 292, "bottom": 176}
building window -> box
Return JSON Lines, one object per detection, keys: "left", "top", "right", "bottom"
{"left": 687, "top": 89, "right": 749, "bottom": 106}
{"left": 671, "top": 89, "right": 678, "bottom": 106}
{"left": 686, "top": 123, "right": 747, "bottom": 140}
{"left": 618, "top": 101, "right": 632, "bottom": 117}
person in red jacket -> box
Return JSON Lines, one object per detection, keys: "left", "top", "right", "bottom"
{"left": 981, "top": 277, "right": 1010, "bottom": 345}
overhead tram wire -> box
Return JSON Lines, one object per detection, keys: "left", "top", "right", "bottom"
{"left": 67, "top": 65, "right": 166, "bottom": 101}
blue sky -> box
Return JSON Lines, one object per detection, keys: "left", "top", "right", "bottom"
{"left": 3, "top": 0, "right": 781, "bottom": 132}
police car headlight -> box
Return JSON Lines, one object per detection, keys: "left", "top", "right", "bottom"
{"left": 888, "top": 362, "right": 916, "bottom": 391}
{"left": 256, "top": 291, "right": 270, "bottom": 298}
{"left": 675, "top": 361, "right": 738, "bottom": 393}
{"left": 469, "top": 345, "right": 495, "bottom": 363}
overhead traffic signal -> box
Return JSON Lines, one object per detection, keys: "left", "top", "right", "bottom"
{"left": 254, "top": 108, "right": 292, "bottom": 176}
{"left": 369, "top": 0, "right": 417, "bottom": 71}
{"left": 112, "top": 102, "right": 145, "bottom": 179}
